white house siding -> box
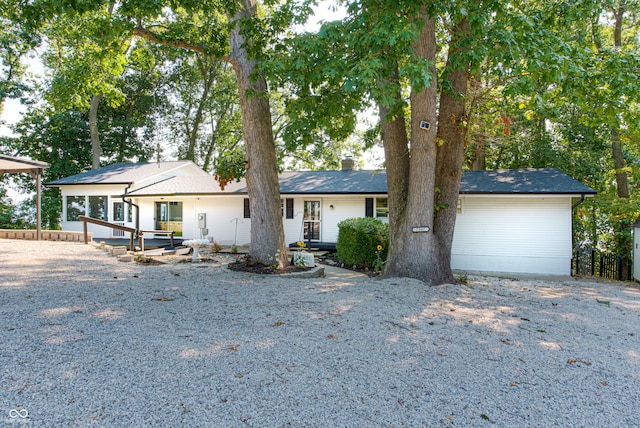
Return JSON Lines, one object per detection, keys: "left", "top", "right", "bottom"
{"left": 134, "top": 196, "right": 251, "bottom": 245}
{"left": 197, "top": 197, "right": 251, "bottom": 245}
{"left": 320, "top": 197, "right": 369, "bottom": 243}
{"left": 451, "top": 196, "right": 573, "bottom": 275}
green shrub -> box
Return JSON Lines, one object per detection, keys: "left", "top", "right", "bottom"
{"left": 336, "top": 217, "right": 389, "bottom": 268}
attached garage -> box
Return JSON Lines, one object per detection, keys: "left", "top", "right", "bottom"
{"left": 453, "top": 196, "right": 573, "bottom": 275}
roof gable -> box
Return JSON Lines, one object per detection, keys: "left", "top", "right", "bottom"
{"left": 45, "top": 161, "right": 203, "bottom": 186}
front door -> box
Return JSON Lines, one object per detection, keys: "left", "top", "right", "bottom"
{"left": 303, "top": 200, "right": 321, "bottom": 241}
{"left": 155, "top": 201, "right": 183, "bottom": 237}
{"left": 112, "top": 201, "right": 125, "bottom": 237}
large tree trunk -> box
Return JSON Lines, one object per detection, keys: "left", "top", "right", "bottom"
{"left": 186, "top": 57, "right": 216, "bottom": 162}
{"left": 89, "top": 94, "right": 103, "bottom": 170}
{"left": 611, "top": 5, "right": 629, "bottom": 199}
{"left": 379, "top": 66, "right": 409, "bottom": 276}
{"left": 433, "top": 17, "right": 472, "bottom": 284}
{"left": 611, "top": 128, "right": 629, "bottom": 198}
{"left": 228, "top": 0, "right": 288, "bottom": 267}
{"left": 383, "top": 14, "right": 443, "bottom": 283}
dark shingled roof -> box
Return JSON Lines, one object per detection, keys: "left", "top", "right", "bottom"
{"left": 459, "top": 168, "right": 596, "bottom": 195}
{"left": 45, "top": 161, "right": 194, "bottom": 186}
{"left": 125, "top": 168, "right": 595, "bottom": 197}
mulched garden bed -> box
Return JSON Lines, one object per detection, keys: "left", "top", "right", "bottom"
{"left": 228, "top": 261, "right": 312, "bottom": 275}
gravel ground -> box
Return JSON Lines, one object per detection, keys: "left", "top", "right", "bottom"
{"left": 1, "top": 238, "right": 639, "bottom": 427}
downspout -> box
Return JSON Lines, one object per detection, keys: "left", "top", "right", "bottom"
{"left": 570, "top": 194, "right": 587, "bottom": 276}
{"left": 572, "top": 194, "right": 586, "bottom": 210}
{"left": 122, "top": 183, "right": 140, "bottom": 238}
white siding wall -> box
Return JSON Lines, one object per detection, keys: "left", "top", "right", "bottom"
{"left": 283, "top": 198, "right": 304, "bottom": 244}
{"left": 279, "top": 196, "right": 372, "bottom": 244}
{"left": 321, "top": 197, "right": 367, "bottom": 243}
{"left": 452, "top": 196, "right": 573, "bottom": 275}
{"left": 193, "top": 197, "right": 251, "bottom": 245}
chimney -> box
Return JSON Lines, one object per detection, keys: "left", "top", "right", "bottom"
{"left": 341, "top": 156, "right": 354, "bottom": 171}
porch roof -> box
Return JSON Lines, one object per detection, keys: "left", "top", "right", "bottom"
{"left": 0, "top": 154, "right": 49, "bottom": 175}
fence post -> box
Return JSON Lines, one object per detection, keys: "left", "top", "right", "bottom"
{"left": 616, "top": 257, "right": 622, "bottom": 281}
{"left": 599, "top": 254, "right": 604, "bottom": 277}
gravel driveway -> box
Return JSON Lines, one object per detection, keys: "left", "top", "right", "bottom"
{"left": 1, "top": 239, "right": 639, "bottom": 427}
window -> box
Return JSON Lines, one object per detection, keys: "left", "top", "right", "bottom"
{"left": 127, "top": 204, "right": 133, "bottom": 222}
{"left": 366, "top": 197, "right": 388, "bottom": 218}
{"left": 88, "top": 196, "right": 108, "bottom": 220}
{"left": 66, "top": 196, "right": 86, "bottom": 221}
{"left": 113, "top": 202, "right": 125, "bottom": 222}
{"left": 376, "top": 198, "right": 388, "bottom": 218}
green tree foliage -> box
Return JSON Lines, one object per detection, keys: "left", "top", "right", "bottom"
{"left": 464, "top": 1, "right": 640, "bottom": 258}
{"left": 0, "top": 0, "right": 42, "bottom": 112}
{"left": 11, "top": 0, "right": 316, "bottom": 266}
{"left": 158, "top": 50, "right": 244, "bottom": 173}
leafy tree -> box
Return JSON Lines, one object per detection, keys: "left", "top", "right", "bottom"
{"left": 41, "top": 4, "right": 131, "bottom": 169}
{"left": 158, "top": 50, "right": 244, "bottom": 173}
{"left": 20, "top": 0, "right": 316, "bottom": 266}
{"left": 273, "top": 1, "right": 497, "bottom": 284}
{"left": 0, "top": 0, "right": 41, "bottom": 113}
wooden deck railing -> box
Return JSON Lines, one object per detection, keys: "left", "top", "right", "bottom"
{"left": 78, "top": 216, "right": 176, "bottom": 252}
{"left": 79, "top": 216, "right": 136, "bottom": 250}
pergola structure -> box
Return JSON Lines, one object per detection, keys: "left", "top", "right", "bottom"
{"left": 0, "top": 154, "right": 50, "bottom": 240}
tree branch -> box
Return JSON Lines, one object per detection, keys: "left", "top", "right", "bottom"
{"left": 132, "top": 25, "right": 209, "bottom": 56}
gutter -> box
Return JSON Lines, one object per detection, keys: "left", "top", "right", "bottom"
{"left": 571, "top": 194, "right": 586, "bottom": 210}
{"left": 122, "top": 183, "right": 140, "bottom": 237}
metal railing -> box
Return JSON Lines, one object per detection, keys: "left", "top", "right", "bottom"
{"left": 573, "top": 247, "right": 632, "bottom": 281}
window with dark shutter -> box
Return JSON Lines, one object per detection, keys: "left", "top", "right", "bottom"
{"left": 243, "top": 198, "right": 250, "bottom": 218}
{"left": 365, "top": 198, "right": 374, "bottom": 217}
{"left": 286, "top": 198, "right": 294, "bottom": 219}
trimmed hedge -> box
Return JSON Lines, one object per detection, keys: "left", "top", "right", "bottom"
{"left": 336, "top": 217, "right": 389, "bottom": 268}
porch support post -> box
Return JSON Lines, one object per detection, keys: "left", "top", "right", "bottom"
{"left": 36, "top": 169, "right": 42, "bottom": 240}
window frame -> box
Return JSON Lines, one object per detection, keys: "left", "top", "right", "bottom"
{"left": 65, "top": 195, "right": 86, "bottom": 221}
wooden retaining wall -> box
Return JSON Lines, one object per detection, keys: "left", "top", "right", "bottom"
{"left": 0, "top": 229, "right": 92, "bottom": 242}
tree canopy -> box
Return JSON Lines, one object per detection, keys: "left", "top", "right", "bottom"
{"left": 1, "top": 0, "right": 638, "bottom": 280}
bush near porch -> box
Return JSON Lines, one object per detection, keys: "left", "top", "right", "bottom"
{"left": 336, "top": 217, "right": 388, "bottom": 268}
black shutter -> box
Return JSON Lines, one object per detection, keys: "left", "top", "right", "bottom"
{"left": 243, "top": 198, "right": 250, "bottom": 218}
{"left": 286, "top": 198, "right": 294, "bottom": 219}
{"left": 365, "top": 198, "right": 374, "bottom": 217}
